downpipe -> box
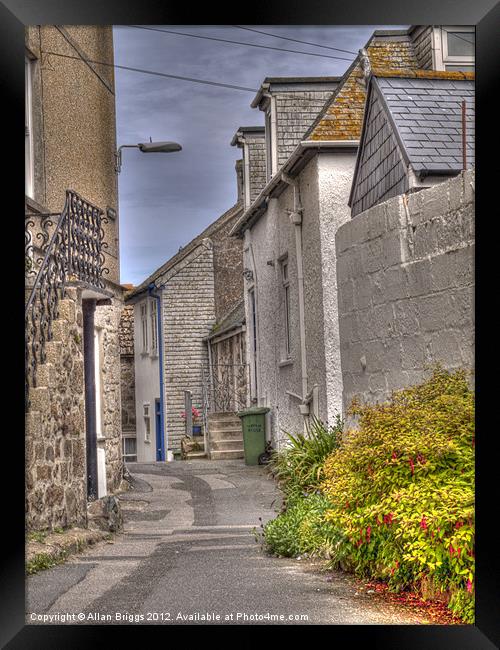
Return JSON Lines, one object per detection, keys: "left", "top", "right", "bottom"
{"left": 282, "top": 174, "right": 309, "bottom": 432}
{"left": 148, "top": 283, "right": 167, "bottom": 461}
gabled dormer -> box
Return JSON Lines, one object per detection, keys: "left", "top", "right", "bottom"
{"left": 250, "top": 77, "right": 341, "bottom": 179}
{"left": 409, "top": 25, "right": 475, "bottom": 72}
{"left": 231, "top": 126, "right": 266, "bottom": 211}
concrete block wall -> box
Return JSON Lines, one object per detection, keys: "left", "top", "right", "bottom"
{"left": 336, "top": 170, "right": 474, "bottom": 414}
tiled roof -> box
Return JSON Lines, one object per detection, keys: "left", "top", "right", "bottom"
{"left": 306, "top": 38, "right": 419, "bottom": 142}
{"left": 375, "top": 73, "right": 475, "bottom": 173}
{"left": 208, "top": 299, "right": 245, "bottom": 339}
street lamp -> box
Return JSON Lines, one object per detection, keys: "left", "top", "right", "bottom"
{"left": 115, "top": 141, "right": 182, "bottom": 173}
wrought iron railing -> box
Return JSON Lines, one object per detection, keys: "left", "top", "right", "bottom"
{"left": 25, "top": 189, "right": 109, "bottom": 406}
{"left": 203, "top": 362, "right": 249, "bottom": 414}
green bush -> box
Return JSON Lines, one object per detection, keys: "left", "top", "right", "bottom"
{"left": 263, "top": 492, "right": 342, "bottom": 558}
{"left": 269, "top": 415, "right": 342, "bottom": 499}
{"left": 321, "top": 367, "right": 475, "bottom": 623}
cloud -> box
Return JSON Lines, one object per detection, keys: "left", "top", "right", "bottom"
{"left": 113, "top": 25, "right": 406, "bottom": 283}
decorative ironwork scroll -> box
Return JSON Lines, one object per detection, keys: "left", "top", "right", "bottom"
{"left": 25, "top": 190, "right": 109, "bottom": 406}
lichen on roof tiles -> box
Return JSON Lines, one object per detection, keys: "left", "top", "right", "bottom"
{"left": 308, "top": 39, "right": 419, "bottom": 142}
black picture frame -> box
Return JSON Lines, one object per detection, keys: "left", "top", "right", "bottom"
{"left": 3, "top": 0, "right": 498, "bottom": 647}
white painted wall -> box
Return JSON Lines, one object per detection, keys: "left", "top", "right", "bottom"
{"left": 133, "top": 298, "right": 160, "bottom": 463}
{"left": 317, "top": 152, "right": 357, "bottom": 425}
{"left": 243, "top": 151, "right": 356, "bottom": 450}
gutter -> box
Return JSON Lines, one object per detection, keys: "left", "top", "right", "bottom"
{"left": 148, "top": 283, "right": 166, "bottom": 462}
{"left": 229, "top": 139, "right": 359, "bottom": 237}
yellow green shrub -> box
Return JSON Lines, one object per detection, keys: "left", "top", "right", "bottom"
{"left": 320, "top": 367, "right": 475, "bottom": 622}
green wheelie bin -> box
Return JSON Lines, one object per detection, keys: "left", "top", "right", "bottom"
{"left": 237, "top": 407, "right": 270, "bottom": 465}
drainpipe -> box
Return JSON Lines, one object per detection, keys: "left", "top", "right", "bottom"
{"left": 148, "top": 283, "right": 166, "bottom": 461}
{"left": 282, "top": 174, "right": 308, "bottom": 429}
{"left": 83, "top": 299, "right": 98, "bottom": 499}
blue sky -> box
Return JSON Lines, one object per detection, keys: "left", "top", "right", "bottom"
{"left": 113, "top": 25, "right": 405, "bottom": 285}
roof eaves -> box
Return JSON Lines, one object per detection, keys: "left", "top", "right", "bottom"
{"left": 230, "top": 140, "right": 358, "bottom": 237}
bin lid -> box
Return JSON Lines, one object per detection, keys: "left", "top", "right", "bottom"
{"left": 237, "top": 406, "right": 270, "bottom": 417}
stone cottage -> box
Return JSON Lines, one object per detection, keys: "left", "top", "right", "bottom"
{"left": 125, "top": 163, "right": 245, "bottom": 461}
{"left": 229, "top": 25, "right": 475, "bottom": 449}
{"left": 25, "top": 26, "right": 124, "bottom": 531}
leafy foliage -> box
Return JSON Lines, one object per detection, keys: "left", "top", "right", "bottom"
{"left": 320, "top": 367, "right": 475, "bottom": 622}
{"left": 263, "top": 492, "right": 341, "bottom": 558}
{"left": 269, "top": 415, "right": 343, "bottom": 499}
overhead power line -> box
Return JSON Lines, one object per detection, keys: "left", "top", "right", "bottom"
{"left": 233, "top": 25, "right": 358, "bottom": 55}
{"left": 125, "top": 25, "right": 354, "bottom": 62}
{"left": 41, "top": 50, "right": 259, "bottom": 92}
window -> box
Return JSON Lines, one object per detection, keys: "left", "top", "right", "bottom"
{"left": 25, "top": 55, "right": 34, "bottom": 198}
{"left": 281, "top": 258, "right": 291, "bottom": 358}
{"left": 140, "top": 302, "right": 148, "bottom": 353}
{"left": 143, "top": 403, "right": 151, "bottom": 442}
{"left": 150, "top": 299, "right": 158, "bottom": 355}
{"left": 441, "top": 27, "right": 475, "bottom": 71}
{"left": 122, "top": 435, "right": 137, "bottom": 463}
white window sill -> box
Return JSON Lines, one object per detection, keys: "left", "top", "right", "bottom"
{"left": 278, "top": 358, "right": 293, "bottom": 368}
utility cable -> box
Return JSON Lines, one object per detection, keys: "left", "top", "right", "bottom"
{"left": 41, "top": 50, "right": 259, "bottom": 92}
{"left": 125, "top": 25, "right": 354, "bottom": 62}
{"left": 233, "top": 25, "right": 358, "bottom": 55}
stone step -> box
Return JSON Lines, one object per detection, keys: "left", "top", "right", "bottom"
{"left": 210, "top": 439, "right": 244, "bottom": 451}
{"left": 208, "top": 411, "right": 239, "bottom": 419}
{"left": 208, "top": 427, "right": 243, "bottom": 440}
{"left": 185, "top": 451, "right": 207, "bottom": 459}
{"left": 209, "top": 449, "right": 244, "bottom": 461}
{"left": 207, "top": 418, "right": 242, "bottom": 431}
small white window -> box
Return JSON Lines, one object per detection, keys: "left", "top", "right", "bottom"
{"left": 25, "top": 55, "right": 34, "bottom": 198}
{"left": 140, "top": 302, "right": 148, "bottom": 353}
{"left": 441, "top": 27, "right": 475, "bottom": 71}
{"left": 143, "top": 403, "right": 151, "bottom": 442}
{"left": 150, "top": 299, "right": 158, "bottom": 355}
{"left": 281, "top": 258, "right": 291, "bottom": 358}
{"left": 122, "top": 435, "right": 137, "bottom": 462}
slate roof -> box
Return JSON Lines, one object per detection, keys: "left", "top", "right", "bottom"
{"left": 374, "top": 72, "right": 475, "bottom": 173}
{"left": 207, "top": 299, "right": 245, "bottom": 340}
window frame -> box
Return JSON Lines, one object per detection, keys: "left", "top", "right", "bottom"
{"left": 140, "top": 302, "right": 149, "bottom": 353}
{"left": 280, "top": 256, "right": 291, "bottom": 359}
{"left": 441, "top": 26, "right": 475, "bottom": 69}
{"left": 150, "top": 298, "right": 158, "bottom": 356}
{"left": 25, "top": 54, "right": 34, "bottom": 199}
{"left": 143, "top": 403, "right": 151, "bottom": 443}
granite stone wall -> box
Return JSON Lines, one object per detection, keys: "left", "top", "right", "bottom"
{"left": 26, "top": 286, "right": 87, "bottom": 532}
{"left": 94, "top": 294, "right": 124, "bottom": 492}
{"left": 336, "top": 170, "right": 474, "bottom": 414}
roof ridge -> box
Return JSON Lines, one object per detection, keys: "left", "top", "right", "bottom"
{"left": 372, "top": 68, "right": 475, "bottom": 80}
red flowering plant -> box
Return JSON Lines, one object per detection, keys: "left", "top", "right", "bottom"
{"left": 181, "top": 406, "right": 201, "bottom": 422}
{"left": 320, "top": 367, "right": 475, "bottom": 623}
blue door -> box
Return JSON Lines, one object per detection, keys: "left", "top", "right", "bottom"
{"left": 155, "top": 398, "right": 163, "bottom": 461}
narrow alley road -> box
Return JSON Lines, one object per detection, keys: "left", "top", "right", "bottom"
{"left": 27, "top": 460, "right": 431, "bottom": 625}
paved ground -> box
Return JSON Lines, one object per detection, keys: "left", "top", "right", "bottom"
{"left": 27, "top": 460, "right": 431, "bottom": 625}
